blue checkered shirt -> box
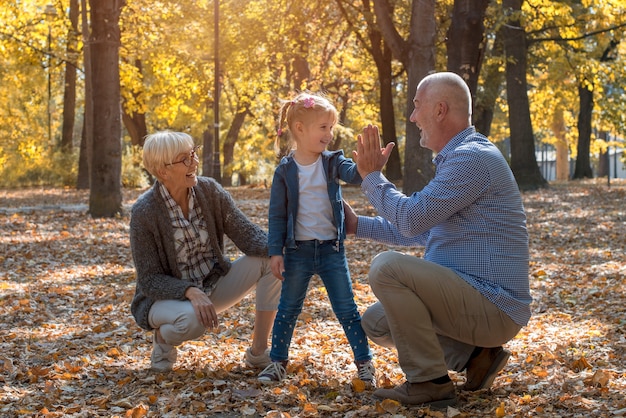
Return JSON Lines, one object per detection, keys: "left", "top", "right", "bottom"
{"left": 356, "top": 127, "right": 531, "bottom": 325}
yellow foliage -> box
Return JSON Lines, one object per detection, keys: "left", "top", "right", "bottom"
{"left": 495, "top": 401, "right": 506, "bottom": 417}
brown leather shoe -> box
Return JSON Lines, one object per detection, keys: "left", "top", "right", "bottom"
{"left": 373, "top": 380, "right": 457, "bottom": 408}
{"left": 461, "top": 346, "right": 510, "bottom": 391}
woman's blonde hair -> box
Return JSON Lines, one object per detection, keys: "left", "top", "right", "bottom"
{"left": 142, "top": 131, "right": 195, "bottom": 178}
{"left": 274, "top": 92, "right": 338, "bottom": 158}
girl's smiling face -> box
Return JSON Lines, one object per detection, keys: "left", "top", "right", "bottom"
{"left": 293, "top": 111, "right": 336, "bottom": 164}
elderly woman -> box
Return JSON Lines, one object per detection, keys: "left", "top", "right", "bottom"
{"left": 129, "top": 130, "right": 280, "bottom": 372}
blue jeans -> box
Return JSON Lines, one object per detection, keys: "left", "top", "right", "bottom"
{"left": 270, "top": 240, "right": 372, "bottom": 363}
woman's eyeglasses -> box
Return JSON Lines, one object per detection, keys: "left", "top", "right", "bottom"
{"left": 166, "top": 145, "right": 201, "bottom": 167}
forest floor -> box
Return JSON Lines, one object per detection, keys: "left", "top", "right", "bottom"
{"left": 0, "top": 179, "right": 625, "bottom": 417}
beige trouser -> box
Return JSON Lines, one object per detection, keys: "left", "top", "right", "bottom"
{"left": 148, "top": 255, "right": 280, "bottom": 346}
{"left": 362, "top": 251, "right": 521, "bottom": 382}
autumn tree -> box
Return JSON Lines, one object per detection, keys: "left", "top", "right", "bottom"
{"left": 77, "top": 0, "right": 93, "bottom": 190}
{"left": 446, "top": 0, "right": 490, "bottom": 103}
{"left": 60, "top": 0, "right": 79, "bottom": 152}
{"left": 88, "top": 0, "right": 125, "bottom": 217}
{"left": 518, "top": 1, "right": 626, "bottom": 182}
{"left": 573, "top": 35, "right": 624, "bottom": 179}
{"left": 474, "top": 26, "right": 505, "bottom": 137}
{"left": 374, "top": 0, "right": 437, "bottom": 194}
{"left": 502, "top": 0, "right": 547, "bottom": 190}
{"left": 335, "top": 0, "right": 402, "bottom": 181}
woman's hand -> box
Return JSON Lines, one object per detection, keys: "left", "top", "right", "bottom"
{"left": 270, "top": 255, "right": 285, "bottom": 281}
{"left": 185, "top": 286, "right": 218, "bottom": 329}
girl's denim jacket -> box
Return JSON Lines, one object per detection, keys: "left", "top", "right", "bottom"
{"left": 268, "top": 150, "right": 362, "bottom": 256}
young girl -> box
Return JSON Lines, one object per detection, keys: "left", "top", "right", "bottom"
{"left": 258, "top": 92, "right": 375, "bottom": 386}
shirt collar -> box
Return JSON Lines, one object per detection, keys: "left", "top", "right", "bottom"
{"left": 158, "top": 182, "right": 196, "bottom": 218}
{"left": 433, "top": 126, "right": 476, "bottom": 165}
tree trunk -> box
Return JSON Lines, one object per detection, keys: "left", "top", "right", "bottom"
{"left": 473, "top": 28, "right": 504, "bottom": 136}
{"left": 502, "top": 0, "right": 547, "bottom": 190}
{"left": 597, "top": 131, "right": 609, "bottom": 177}
{"left": 76, "top": 0, "right": 92, "bottom": 190}
{"left": 222, "top": 107, "right": 250, "bottom": 187}
{"left": 88, "top": 0, "right": 124, "bottom": 217}
{"left": 573, "top": 84, "right": 594, "bottom": 179}
{"left": 335, "top": 0, "right": 402, "bottom": 180}
{"left": 77, "top": 113, "right": 90, "bottom": 189}
{"left": 374, "top": 41, "right": 402, "bottom": 181}
{"left": 446, "top": 0, "right": 490, "bottom": 101}
{"left": 122, "top": 59, "right": 148, "bottom": 146}
{"left": 374, "top": 0, "right": 436, "bottom": 195}
{"left": 550, "top": 107, "right": 570, "bottom": 181}
{"left": 202, "top": 129, "right": 214, "bottom": 178}
{"left": 60, "top": 0, "right": 79, "bottom": 152}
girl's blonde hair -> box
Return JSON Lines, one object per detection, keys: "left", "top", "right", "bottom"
{"left": 142, "top": 130, "right": 195, "bottom": 179}
{"left": 274, "top": 92, "right": 338, "bottom": 158}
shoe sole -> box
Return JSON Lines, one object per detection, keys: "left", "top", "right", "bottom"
{"left": 463, "top": 349, "right": 510, "bottom": 391}
{"left": 427, "top": 398, "right": 458, "bottom": 409}
{"left": 258, "top": 378, "right": 279, "bottom": 385}
{"left": 373, "top": 394, "right": 457, "bottom": 408}
{"left": 373, "top": 390, "right": 457, "bottom": 408}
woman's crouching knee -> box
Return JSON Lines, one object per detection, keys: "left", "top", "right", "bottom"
{"left": 165, "top": 310, "right": 206, "bottom": 346}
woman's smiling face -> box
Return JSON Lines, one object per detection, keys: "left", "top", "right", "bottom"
{"left": 162, "top": 146, "right": 199, "bottom": 191}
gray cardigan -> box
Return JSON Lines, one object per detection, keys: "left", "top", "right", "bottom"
{"left": 129, "top": 177, "right": 268, "bottom": 330}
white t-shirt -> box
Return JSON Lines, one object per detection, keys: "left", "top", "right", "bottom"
{"left": 295, "top": 156, "right": 336, "bottom": 241}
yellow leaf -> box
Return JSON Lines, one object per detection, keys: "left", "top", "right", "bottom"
{"left": 302, "top": 403, "right": 317, "bottom": 414}
{"left": 118, "top": 376, "right": 132, "bottom": 386}
{"left": 520, "top": 394, "right": 532, "bottom": 404}
{"left": 351, "top": 377, "right": 366, "bottom": 393}
{"left": 64, "top": 362, "right": 82, "bottom": 373}
{"left": 495, "top": 401, "right": 506, "bottom": 417}
{"left": 380, "top": 398, "right": 401, "bottom": 414}
{"left": 107, "top": 347, "right": 121, "bottom": 357}
{"left": 125, "top": 403, "right": 149, "bottom": 418}
{"left": 571, "top": 356, "right": 591, "bottom": 372}
{"left": 266, "top": 411, "right": 291, "bottom": 418}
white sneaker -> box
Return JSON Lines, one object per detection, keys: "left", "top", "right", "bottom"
{"left": 150, "top": 334, "right": 177, "bottom": 372}
{"left": 258, "top": 361, "right": 287, "bottom": 383}
{"left": 356, "top": 359, "right": 376, "bottom": 388}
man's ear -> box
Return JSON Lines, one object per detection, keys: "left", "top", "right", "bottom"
{"left": 436, "top": 101, "right": 448, "bottom": 121}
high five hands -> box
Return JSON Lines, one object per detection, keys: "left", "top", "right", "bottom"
{"left": 353, "top": 125, "right": 395, "bottom": 179}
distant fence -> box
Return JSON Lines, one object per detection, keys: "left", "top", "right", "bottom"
{"left": 536, "top": 146, "right": 625, "bottom": 181}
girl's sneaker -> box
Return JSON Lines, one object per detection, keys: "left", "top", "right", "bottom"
{"left": 258, "top": 361, "right": 287, "bottom": 383}
{"left": 244, "top": 348, "right": 271, "bottom": 369}
{"left": 356, "top": 359, "right": 376, "bottom": 388}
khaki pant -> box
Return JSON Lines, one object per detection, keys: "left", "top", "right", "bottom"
{"left": 148, "top": 256, "right": 280, "bottom": 346}
{"left": 362, "top": 251, "right": 521, "bottom": 382}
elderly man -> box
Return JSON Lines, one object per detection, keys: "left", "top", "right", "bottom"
{"left": 346, "top": 72, "right": 531, "bottom": 407}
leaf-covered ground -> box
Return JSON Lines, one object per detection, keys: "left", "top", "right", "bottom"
{"left": 0, "top": 180, "right": 625, "bottom": 417}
